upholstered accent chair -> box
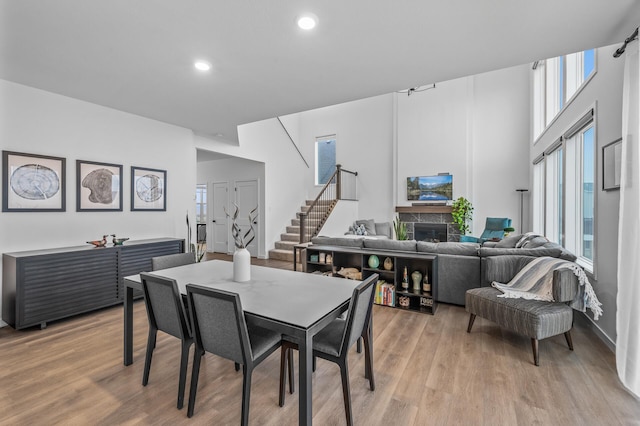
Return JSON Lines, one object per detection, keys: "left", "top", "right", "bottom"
{"left": 151, "top": 252, "right": 195, "bottom": 271}
{"left": 460, "top": 217, "right": 512, "bottom": 244}
{"left": 139, "top": 273, "right": 194, "bottom": 409}
{"left": 465, "top": 255, "right": 578, "bottom": 365}
{"left": 278, "top": 273, "right": 378, "bottom": 426}
{"left": 185, "top": 285, "right": 285, "bottom": 424}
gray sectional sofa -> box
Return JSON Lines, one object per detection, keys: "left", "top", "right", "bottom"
{"left": 310, "top": 232, "right": 575, "bottom": 306}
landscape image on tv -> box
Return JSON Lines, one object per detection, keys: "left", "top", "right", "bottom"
{"left": 407, "top": 175, "right": 453, "bottom": 201}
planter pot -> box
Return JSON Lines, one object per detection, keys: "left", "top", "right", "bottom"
{"left": 233, "top": 248, "right": 251, "bottom": 282}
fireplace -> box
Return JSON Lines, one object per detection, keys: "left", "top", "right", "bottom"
{"left": 414, "top": 223, "right": 448, "bottom": 243}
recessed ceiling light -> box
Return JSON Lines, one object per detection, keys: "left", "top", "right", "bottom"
{"left": 297, "top": 13, "right": 318, "bottom": 30}
{"left": 194, "top": 60, "right": 211, "bottom": 71}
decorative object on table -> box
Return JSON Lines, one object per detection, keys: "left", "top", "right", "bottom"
{"left": 393, "top": 215, "right": 408, "bottom": 240}
{"left": 130, "top": 166, "right": 166, "bottom": 211}
{"left": 2, "top": 150, "right": 66, "bottom": 212}
{"left": 422, "top": 270, "right": 431, "bottom": 293}
{"left": 87, "top": 235, "right": 108, "bottom": 247}
{"left": 325, "top": 254, "right": 332, "bottom": 264}
{"left": 451, "top": 196, "right": 474, "bottom": 236}
{"left": 411, "top": 270, "right": 422, "bottom": 292}
{"left": 401, "top": 266, "right": 409, "bottom": 291}
{"left": 603, "top": 138, "right": 622, "bottom": 191}
{"left": 76, "top": 160, "right": 123, "bottom": 212}
{"left": 310, "top": 254, "right": 319, "bottom": 262}
{"left": 503, "top": 227, "right": 515, "bottom": 237}
{"left": 399, "top": 296, "right": 410, "bottom": 307}
{"left": 420, "top": 297, "right": 433, "bottom": 307}
{"left": 319, "top": 253, "right": 326, "bottom": 263}
{"left": 368, "top": 254, "right": 380, "bottom": 269}
{"left": 383, "top": 257, "right": 393, "bottom": 271}
{"left": 225, "top": 203, "right": 258, "bottom": 282}
{"left": 111, "top": 235, "right": 129, "bottom": 245}
{"left": 336, "top": 267, "right": 362, "bottom": 280}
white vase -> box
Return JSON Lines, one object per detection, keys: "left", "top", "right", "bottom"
{"left": 233, "top": 248, "right": 251, "bottom": 282}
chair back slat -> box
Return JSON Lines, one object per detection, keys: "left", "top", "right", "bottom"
{"left": 341, "top": 274, "right": 378, "bottom": 354}
{"left": 187, "top": 285, "right": 251, "bottom": 365}
{"left": 140, "top": 273, "right": 190, "bottom": 339}
{"left": 152, "top": 252, "right": 196, "bottom": 271}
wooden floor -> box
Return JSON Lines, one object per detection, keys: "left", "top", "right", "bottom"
{"left": 1, "top": 255, "right": 638, "bottom": 425}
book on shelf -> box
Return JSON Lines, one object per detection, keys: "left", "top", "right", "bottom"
{"left": 374, "top": 279, "right": 395, "bottom": 307}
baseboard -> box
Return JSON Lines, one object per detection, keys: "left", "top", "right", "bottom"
{"left": 575, "top": 311, "right": 616, "bottom": 352}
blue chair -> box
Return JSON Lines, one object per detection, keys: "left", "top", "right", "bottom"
{"left": 460, "top": 217, "right": 512, "bottom": 243}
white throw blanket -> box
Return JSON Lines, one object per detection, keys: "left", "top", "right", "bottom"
{"left": 492, "top": 257, "right": 603, "bottom": 320}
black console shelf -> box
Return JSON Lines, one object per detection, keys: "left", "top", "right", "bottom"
{"left": 305, "top": 245, "right": 438, "bottom": 314}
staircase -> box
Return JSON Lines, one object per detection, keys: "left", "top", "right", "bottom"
{"left": 269, "top": 199, "right": 336, "bottom": 262}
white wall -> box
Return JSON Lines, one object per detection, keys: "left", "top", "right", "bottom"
{"left": 196, "top": 157, "right": 266, "bottom": 257}
{"left": 532, "top": 44, "right": 625, "bottom": 344}
{"left": 396, "top": 65, "right": 531, "bottom": 235}
{"left": 297, "top": 94, "right": 396, "bottom": 223}
{"left": 0, "top": 79, "right": 196, "bottom": 327}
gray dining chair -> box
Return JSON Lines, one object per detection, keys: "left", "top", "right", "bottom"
{"left": 279, "top": 273, "right": 378, "bottom": 426}
{"left": 151, "top": 252, "right": 196, "bottom": 271}
{"left": 140, "top": 273, "right": 193, "bottom": 410}
{"left": 185, "top": 284, "right": 285, "bottom": 425}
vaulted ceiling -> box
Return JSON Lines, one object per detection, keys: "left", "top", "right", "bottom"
{"left": 2, "top": 1, "right": 638, "bottom": 143}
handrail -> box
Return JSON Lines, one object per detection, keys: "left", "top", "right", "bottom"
{"left": 299, "top": 164, "right": 358, "bottom": 243}
{"left": 277, "top": 117, "right": 309, "bottom": 168}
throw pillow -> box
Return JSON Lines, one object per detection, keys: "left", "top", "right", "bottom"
{"left": 355, "top": 219, "right": 376, "bottom": 236}
{"left": 495, "top": 234, "right": 522, "bottom": 248}
{"left": 355, "top": 224, "right": 368, "bottom": 236}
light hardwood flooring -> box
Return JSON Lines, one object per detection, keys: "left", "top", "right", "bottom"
{"left": 0, "top": 255, "right": 638, "bottom": 425}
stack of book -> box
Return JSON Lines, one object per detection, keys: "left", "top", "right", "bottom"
{"left": 374, "top": 280, "right": 395, "bottom": 307}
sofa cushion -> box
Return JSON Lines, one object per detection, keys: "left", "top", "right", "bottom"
{"left": 355, "top": 219, "right": 376, "bottom": 235}
{"left": 495, "top": 234, "right": 523, "bottom": 248}
{"left": 363, "top": 239, "right": 417, "bottom": 252}
{"left": 417, "top": 241, "right": 479, "bottom": 256}
{"left": 478, "top": 247, "right": 563, "bottom": 258}
{"left": 374, "top": 222, "right": 392, "bottom": 239}
{"left": 310, "top": 236, "right": 364, "bottom": 248}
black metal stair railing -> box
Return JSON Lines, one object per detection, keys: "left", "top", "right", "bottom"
{"left": 298, "top": 164, "right": 358, "bottom": 243}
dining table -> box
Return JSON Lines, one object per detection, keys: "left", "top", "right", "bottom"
{"left": 123, "top": 259, "right": 361, "bottom": 425}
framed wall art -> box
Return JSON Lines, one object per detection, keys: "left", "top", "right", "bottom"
{"left": 2, "top": 150, "right": 66, "bottom": 212}
{"left": 76, "top": 160, "right": 123, "bottom": 211}
{"left": 603, "top": 138, "right": 622, "bottom": 191}
{"left": 131, "top": 166, "right": 166, "bottom": 211}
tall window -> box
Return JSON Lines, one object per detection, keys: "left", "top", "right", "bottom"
{"left": 533, "top": 49, "right": 596, "bottom": 140}
{"left": 195, "top": 184, "right": 207, "bottom": 223}
{"left": 315, "top": 135, "right": 336, "bottom": 185}
{"left": 564, "top": 122, "right": 595, "bottom": 271}
{"left": 533, "top": 110, "right": 595, "bottom": 273}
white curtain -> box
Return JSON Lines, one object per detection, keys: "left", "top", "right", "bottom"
{"left": 617, "top": 36, "right": 640, "bottom": 398}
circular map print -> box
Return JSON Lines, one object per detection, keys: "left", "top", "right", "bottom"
{"left": 136, "top": 174, "right": 163, "bottom": 202}
{"left": 10, "top": 164, "right": 60, "bottom": 200}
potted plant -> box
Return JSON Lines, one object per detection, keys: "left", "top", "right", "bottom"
{"left": 393, "top": 215, "right": 408, "bottom": 240}
{"left": 451, "top": 197, "right": 474, "bottom": 235}
{"left": 503, "top": 227, "right": 515, "bottom": 237}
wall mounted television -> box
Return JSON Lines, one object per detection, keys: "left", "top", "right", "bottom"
{"left": 407, "top": 174, "right": 453, "bottom": 201}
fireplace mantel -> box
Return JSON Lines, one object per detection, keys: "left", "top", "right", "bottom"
{"left": 395, "top": 205, "right": 452, "bottom": 214}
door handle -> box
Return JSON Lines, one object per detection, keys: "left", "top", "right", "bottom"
{"left": 253, "top": 221, "right": 258, "bottom": 224}
{"left": 212, "top": 220, "right": 216, "bottom": 223}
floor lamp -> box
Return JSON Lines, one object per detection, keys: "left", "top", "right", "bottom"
{"left": 516, "top": 189, "right": 528, "bottom": 234}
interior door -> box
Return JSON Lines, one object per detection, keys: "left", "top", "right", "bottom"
{"left": 212, "top": 181, "right": 229, "bottom": 253}
{"left": 235, "top": 179, "right": 259, "bottom": 257}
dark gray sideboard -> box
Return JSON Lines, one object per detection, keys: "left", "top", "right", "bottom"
{"left": 2, "top": 238, "right": 184, "bottom": 329}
